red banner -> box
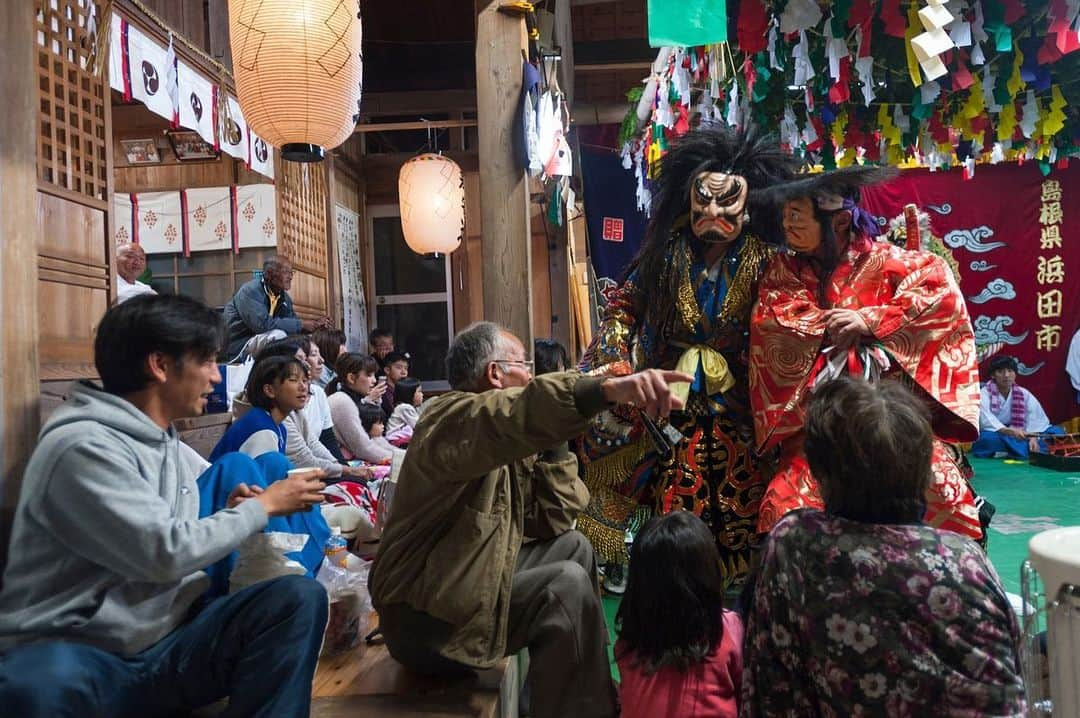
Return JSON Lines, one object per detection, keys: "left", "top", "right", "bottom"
{"left": 861, "top": 164, "right": 1080, "bottom": 423}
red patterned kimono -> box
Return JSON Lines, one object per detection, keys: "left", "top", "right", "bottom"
{"left": 749, "top": 242, "right": 983, "bottom": 539}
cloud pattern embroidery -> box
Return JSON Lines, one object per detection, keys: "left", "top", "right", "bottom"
{"left": 968, "top": 278, "right": 1016, "bottom": 304}
{"left": 972, "top": 315, "right": 1028, "bottom": 346}
{"left": 1017, "top": 361, "right": 1045, "bottom": 376}
{"left": 969, "top": 260, "right": 998, "bottom": 272}
{"left": 943, "top": 226, "right": 1007, "bottom": 253}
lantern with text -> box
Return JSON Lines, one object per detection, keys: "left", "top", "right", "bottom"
{"left": 228, "top": 0, "right": 363, "bottom": 162}
{"left": 398, "top": 154, "right": 465, "bottom": 255}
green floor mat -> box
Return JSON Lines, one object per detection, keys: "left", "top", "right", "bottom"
{"left": 598, "top": 456, "right": 1080, "bottom": 680}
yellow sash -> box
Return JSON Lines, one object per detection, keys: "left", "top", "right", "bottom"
{"left": 671, "top": 345, "right": 734, "bottom": 403}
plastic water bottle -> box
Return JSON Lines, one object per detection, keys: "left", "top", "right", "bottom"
{"left": 324, "top": 527, "right": 348, "bottom": 569}
{"left": 318, "top": 528, "right": 349, "bottom": 594}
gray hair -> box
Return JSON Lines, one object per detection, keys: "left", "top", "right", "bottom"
{"left": 445, "top": 321, "right": 514, "bottom": 390}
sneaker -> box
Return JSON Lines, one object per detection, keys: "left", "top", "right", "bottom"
{"left": 602, "top": 562, "right": 627, "bottom": 595}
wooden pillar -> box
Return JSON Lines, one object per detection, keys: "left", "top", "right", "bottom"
{"left": 0, "top": 0, "right": 41, "bottom": 561}
{"left": 476, "top": 2, "right": 533, "bottom": 349}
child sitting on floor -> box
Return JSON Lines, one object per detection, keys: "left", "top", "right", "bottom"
{"left": 211, "top": 355, "right": 309, "bottom": 460}
{"left": 385, "top": 377, "right": 423, "bottom": 444}
{"left": 615, "top": 511, "right": 743, "bottom": 718}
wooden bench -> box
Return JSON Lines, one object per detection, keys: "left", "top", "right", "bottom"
{"left": 311, "top": 615, "right": 520, "bottom": 718}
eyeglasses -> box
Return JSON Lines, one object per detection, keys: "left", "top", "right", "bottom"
{"left": 493, "top": 358, "right": 534, "bottom": 371}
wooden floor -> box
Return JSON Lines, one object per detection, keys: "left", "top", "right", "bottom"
{"left": 310, "top": 613, "right": 516, "bottom": 718}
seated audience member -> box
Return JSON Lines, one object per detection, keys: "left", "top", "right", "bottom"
{"left": 212, "top": 355, "right": 309, "bottom": 460}
{"left": 0, "top": 294, "right": 328, "bottom": 717}
{"left": 369, "top": 327, "right": 395, "bottom": 373}
{"left": 386, "top": 377, "right": 423, "bottom": 436}
{"left": 369, "top": 320, "right": 692, "bottom": 718}
{"left": 327, "top": 353, "right": 394, "bottom": 463}
{"left": 1068, "top": 328, "right": 1080, "bottom": 405}
{"left": 221, "top": 255, "right": 331, "bottom": 361}
{"left": 358, "top": 403, "right": 388, "bottom": 444}
{"left": 534, "top": 338, "right": 569, "bottom": 375}
{"left": 616, "top": 511, "right": 743, "bottom": 718}
{"left": 246, "top": 338, "right": 368, "bottom": 482}
{"left": 380, "top": 351, "right": 410, "bottom": 417}
{"left": 973, "top": 355, "right": 1065, "bottom": 459}
{"left": 313, "top": 327, "right": 348, "bottom": 389}
{"left": 740, "top": 376, "right": 1025, "bottom": 717}
{"left": 115, "top": 243, "right": 156, "bottom": 303}
{"left": 207, "top": 353, "right": 332, "bottom": 591}
{"left": 288, "top": 334, "right": 348, "bottom": 463}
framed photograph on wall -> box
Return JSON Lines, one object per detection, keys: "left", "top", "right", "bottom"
{"left": 167, "top": 129, "right": 219, "bottom": 161}
{"left": 120, "top": 138, "right": 161, "bottom": 165}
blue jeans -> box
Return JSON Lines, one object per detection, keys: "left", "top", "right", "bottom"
{"left": 0, "top": 575, "right": 327, "bottom": 717}
{"left": 972, "top": 425, "right": 1066, "bottom": 459}
{"left": 198, "top": 452, "right": 331, "bottom": 598}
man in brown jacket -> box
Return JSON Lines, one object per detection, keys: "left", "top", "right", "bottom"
{"left": 369, "top": 321, "right": 690, "bottom": 718}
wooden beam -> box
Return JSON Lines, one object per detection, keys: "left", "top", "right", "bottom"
{"left": 354, "top": 119, "right": 478, "bottom": 134}
{"left": 324, "top": 157, "right": 344, "bottom": 326}
{"left": 0, "top": 0, "right": 41, "bottom": 564}
{"left": 553, "top": 0, "right": 575, "bottom": 107}
{"left": 476, "top": 4, "right": 533, "bottom": 347}
{"left": 360, "top": 90, "right": 477, "bottom": 117}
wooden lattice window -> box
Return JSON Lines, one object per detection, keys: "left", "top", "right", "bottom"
{"left": 35, "top": 0, "right": 108, "bottom": 203}
{"left": 278, "top": 160, "right": 329, "bottom": 277}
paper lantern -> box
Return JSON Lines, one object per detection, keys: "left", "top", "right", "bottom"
{"left": 228, "top": 0, "right": 363, "bottom": 162}
{"left": 398, "top": 154, "right": 465, "bottom": 255}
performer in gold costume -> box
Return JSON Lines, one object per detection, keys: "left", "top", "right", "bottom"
{"left": 575, "top": 125, "right": 798, "bottom": 587}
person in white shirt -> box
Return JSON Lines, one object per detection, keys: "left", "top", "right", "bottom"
{"left": 116, "top": 243, "right": 156, "bottom": 303}
{"left": 972, "top": 355, "right": 1064, "bottom": 459}
{"left": 1067, "top": 328, "right": 1080, "bottom": 405}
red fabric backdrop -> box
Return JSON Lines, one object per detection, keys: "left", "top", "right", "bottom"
{"left": 861, "top": 164, "right": 1080, "bottom": 423}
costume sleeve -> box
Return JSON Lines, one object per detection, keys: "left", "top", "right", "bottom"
{"left": 411, "top": 372, "right": 608, "bottom": 481}
{"left": 854, "top": 249, "right": 981, "bottom": 442}
{"left": 233, "top": 283, "right": 302, "bottom": 336}
{"left": 36, "top": 440, "right": 267, "bottom": 583}
{"left": 1024, "top": 389, "right": 1052, "bottom": 433}
{"left": 980, "top": 387, "right": 1006, "bottom": 432}
{"left": 748, "top": 256, "right": 826, "bottom": 450}
{"left": 523, "top": 445, "right": 590, "bottom": 540}
{"left": 581, "top": 273, "right": 642, "bottom": 370}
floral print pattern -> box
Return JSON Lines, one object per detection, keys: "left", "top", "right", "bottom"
{"left": 740, "top": 510, "right": 1026, "bottom": 717}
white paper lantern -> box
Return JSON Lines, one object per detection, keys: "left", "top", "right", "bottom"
{"left": 398, "top": 154, "right": 465, "bottom": 255}
{"left": 228, "top": 0, "right": 363, "bottom": 162}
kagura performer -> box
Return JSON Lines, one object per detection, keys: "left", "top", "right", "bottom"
{"left": 575, "top": 125, "right": 798, "bottom": 586}
{"left": 749, "top": 167, "right": 983, "bottom": 540}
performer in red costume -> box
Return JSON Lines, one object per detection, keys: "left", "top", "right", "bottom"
{"left": 748, "top": 166, "right": 983, "bottom": 540}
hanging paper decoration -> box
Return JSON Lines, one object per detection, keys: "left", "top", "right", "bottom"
{"left": 133, "top": 191, "right": 182, "bottom": 255}
{"left": 112, "top": 193, "right": 135, "bottom": 247}
{"left": 181, "top": 187, "right": 232, "bottom": 255}
{"left": 234, "top": 184, "right": 279, "bottom": 248}
{"left": 911, "top": 0, "right": 956, "bottom": 81}
{"left": 177, "top": 60, "right": 217, "bottom": 147}
{"left": 221, "top": 95, "right": 248, "bottom": 162}
{"left": 398, "top": 154, "right": 465, "bottom": 255}
{"left": 647, "top": 0, "right": 727, "bottom": 48}
{"left": 779, "top": 0, "right": 822, "bottom": 34}
{"left": 125, "top": 23, "right": 176, "bottom": 122}
{"left": 108, "top": 11, "right": 126, "bottom": 94}
{"left": 247, "top": 131, "right": 275, "bottom": 180}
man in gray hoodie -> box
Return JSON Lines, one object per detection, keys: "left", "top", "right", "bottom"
{"left": 0, "top": 294, "right": 330, "bottom": 717}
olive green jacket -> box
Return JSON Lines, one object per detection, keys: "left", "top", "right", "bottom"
{"left": 368, "top": 371, "right": 608, "bottom": 667}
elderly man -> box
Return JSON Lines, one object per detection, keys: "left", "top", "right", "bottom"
{"left": 116, "top": 243, "right": 156, "bottom": 303}
{"left": 222, "top": 255, "right": 331, "bottom": 361}
{"left": 369, "top": 321, "right": 690, "bottom": 718}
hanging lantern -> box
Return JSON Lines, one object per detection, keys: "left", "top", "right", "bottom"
{"left": 398, "top": 154, "right": 465, "bottom": 255}
{"left": 228, "top": 0, "right": 363, "bottom": 162}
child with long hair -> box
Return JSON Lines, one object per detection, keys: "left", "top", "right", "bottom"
{"left": 615, "top": 511, "right": 743, "bottom": 718}
{"left": 385, "top": 377, "right": 423, "bottom": 435}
